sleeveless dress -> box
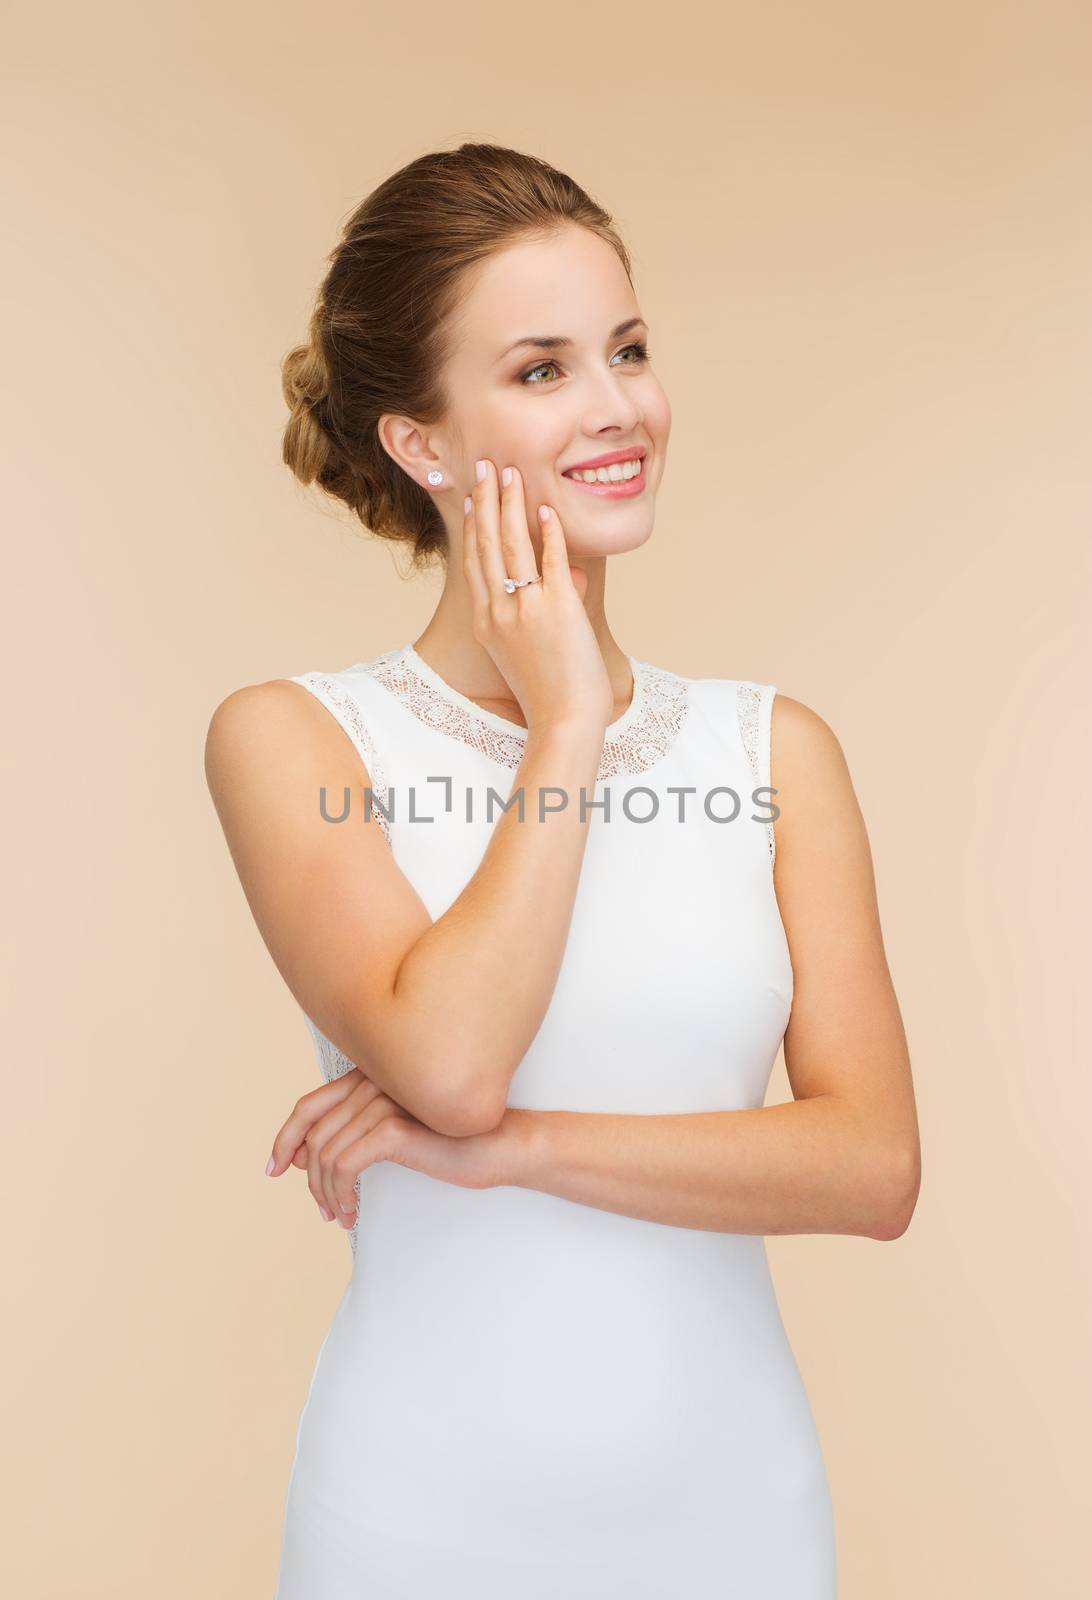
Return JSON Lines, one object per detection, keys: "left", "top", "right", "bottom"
{"left": 273, "top": 641, "right": 837, "bottom": 1599}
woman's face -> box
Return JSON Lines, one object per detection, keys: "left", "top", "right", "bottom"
{"left": 434, "top": 224, "right": 671, "bottom": 559}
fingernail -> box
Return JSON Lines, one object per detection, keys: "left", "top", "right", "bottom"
{"left": 318, "top": 1205, "right": 333, "bottom": 1221}
{"left": 265, "top": 1156, "right": 276, "bottom": 1175}
{"left": 463, "top": 494, "right": 472, "bottom": 514}
{"left": 501, "top": 466, "right": 512, "bottom": 487}
{"left": 475, "top": 459, "right": 486, "bottom": 481}
{"left": 538, "top": 504, "right": 550, "bottom": 523}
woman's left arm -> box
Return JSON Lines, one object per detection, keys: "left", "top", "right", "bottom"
{"left": 496, "top": 693, "right": 922, "bottom": 1242}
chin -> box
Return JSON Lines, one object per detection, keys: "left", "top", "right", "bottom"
{"left": 563, "top": 515, "right": 655, "bottom": 558}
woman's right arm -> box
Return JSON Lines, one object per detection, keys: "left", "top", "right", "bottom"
{"left": 204, "top": 676, "right": 605, "bottom": 1141}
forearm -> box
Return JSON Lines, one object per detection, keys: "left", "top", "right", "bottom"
{"left": 391, "top": 724, "right": 605, "bottom": 1123}
{"left": 499, "top": 1096, "right": 916, "bottom": 1240}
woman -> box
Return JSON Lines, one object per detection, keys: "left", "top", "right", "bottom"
{"left": 205, "top": 142, "right": 920, "bottom": 1598}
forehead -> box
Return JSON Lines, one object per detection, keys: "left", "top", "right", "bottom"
{"left": 453, "top": 226, "right": 636, "bottom": 348}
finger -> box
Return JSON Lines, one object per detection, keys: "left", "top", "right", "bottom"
{"left": 321, "top": 1096, "right": 402, "bottom": 1222}
{"left": 330, "top": 1116, "right": 404, "bottom": 1221}
{"left": 470, "top": 459, "right": 509, "bottom": 597}
{"left": 536, "top": 502, "right": 573, "bottom": 592}
{"left": 498, "top": 465, "right": 539, "bottom": 590}
{"left": 461, "top": 492, "right": 490, "bottom": 615}
{"left": 267, "top": 1073, "right": 362, "bottom": 1175}
{"left": 307, "top": 1082, "right": 375, "bottom": 1218}
{"left": 287, "top": 1139, "right": 337, "bottom": 1223}
{"left": 320, "top": 1102, "right": 385, "bottom": 1216}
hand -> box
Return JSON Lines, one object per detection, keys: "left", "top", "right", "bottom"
{"left": 464, "top": 460, "right": 614, "bottom": 736}
{"left": 266, "top": 1069, "right": 521, "bottom": 1227}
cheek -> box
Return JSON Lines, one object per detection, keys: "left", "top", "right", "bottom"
{"left": 646, "top": 384, "right": 672, "bottom": 444}
{"left": 509, "top": 426, "right": 574, "bottom": 484}
{"left": 478, "top": 403, "right": 568, "bottom": 469}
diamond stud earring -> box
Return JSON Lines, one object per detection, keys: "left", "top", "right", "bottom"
{"left": 426, "top": 470, "right": 444, "bottom": 486}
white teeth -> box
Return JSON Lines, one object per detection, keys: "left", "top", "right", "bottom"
{"left": 565, "top": 457, "right": 643, "bottom": 483}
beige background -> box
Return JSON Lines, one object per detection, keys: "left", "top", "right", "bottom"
{"left": 3, "top": 2, "right": 1089, "bottom": 1595}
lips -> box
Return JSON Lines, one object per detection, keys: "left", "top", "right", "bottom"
{"left": 562, "top": 445, "right": 647, "bottom": 474}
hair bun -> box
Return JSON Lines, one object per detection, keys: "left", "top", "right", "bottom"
{"left": 281, "top": 334, "right": 338, "bottom": 488}
{"left": 281, "top": 336, "right": 329, "bottom": 414}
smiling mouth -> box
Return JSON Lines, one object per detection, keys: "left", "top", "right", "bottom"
{"left": 562, "top": 455, "right": 645, "bottom": 485}
{"left": 561, "top": 456, "right": 648, "bottom": 498}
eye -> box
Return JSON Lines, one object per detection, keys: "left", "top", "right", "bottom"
{"left": 614, "top": 340, "right": 650, "bottom": 367}
{"left": 518, "top": 341, "right": 651, "bottom": 386}
{"left": 520, "top": 358, "right": 562, "bottom": 386}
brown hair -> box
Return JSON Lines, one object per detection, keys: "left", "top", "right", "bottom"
{"left": 280, "top": 142, "right": 633, "bottom": 572}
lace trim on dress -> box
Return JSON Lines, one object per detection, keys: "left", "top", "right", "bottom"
{"left": 601, "top": 663, "right": 692, "bottom": 779}
{"left": 296, "top": 671, "right": 393, "bottom": 845}
{"left": 368, "top": 652, "right": 530, "bottom": 767}
{"left": 736, "top": 681, "right": 776, "bottom": 865}
{"left": 366, "top": 651, "right": 692, "bottom": 782}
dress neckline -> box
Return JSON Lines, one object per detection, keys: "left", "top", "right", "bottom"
{"left": 355, "top": 641, "right": 692, "bottom": 780}
{"left": 400, "top": 641, "right": 647, "bottom": 744}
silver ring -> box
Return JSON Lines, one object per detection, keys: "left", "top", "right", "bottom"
{"left": 501, "top": 574, "right": 542, "bottom": 594}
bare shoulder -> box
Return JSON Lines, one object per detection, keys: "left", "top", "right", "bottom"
{"left": 767, "top": 692, "right": 868, "bottom": 859}
{"left": 205, "top": 676, "right": 319, "bottom": 746}
{"left": 204, "top": 677, "right": 352, "bottom": 791}
{"left": 769, "top": 691, "right": 848, "bottom": 774}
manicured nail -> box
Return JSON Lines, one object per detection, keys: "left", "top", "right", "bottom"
{"left": 538, "top": 504, "right": 550, "bottom": 523}
{"left": 265, "top": 1155, "right": 275, "bottom": 1175}
{"left": 463, "top": 494, "right": 472, "bottom": 514}
{"left": 475, "top": 459, "right": 486, "bottom": 481}
{"left": 501, "top": 466, "right": 512, "bottom": 487}
{"left": 318, "top": 1205, "right": 333, "bottom": 1221}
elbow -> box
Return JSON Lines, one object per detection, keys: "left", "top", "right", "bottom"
{"left": 353, "top": 1027, "right": 507, "bottom": 1139}
{"left": 420, "top": 1071, "right": 507, "bottom": 1139}
{"left": 867, "top": 1143, "right": 921, "bottom": 1241}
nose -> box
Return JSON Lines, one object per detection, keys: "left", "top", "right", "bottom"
{"left": 580, "top": 368, "right": 643, "bottom": 438}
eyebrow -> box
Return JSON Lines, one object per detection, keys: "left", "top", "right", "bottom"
{"left": 495, "top": 316, "right": 648, "bottom": 363}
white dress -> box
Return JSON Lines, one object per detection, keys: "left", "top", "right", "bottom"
{"left": 273, "top": 641, "right": 837, "bottom": 1598}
